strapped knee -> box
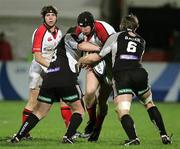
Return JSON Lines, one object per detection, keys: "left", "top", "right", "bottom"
{"left": 116, "top": 101, "right": 131, "bottom": 112}
{"left": 139, "top": 93, "right": 153, "bottom": 105}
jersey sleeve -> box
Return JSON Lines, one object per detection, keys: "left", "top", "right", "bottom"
{"left": 99, "top": 33, "right": 119, "bottom": 57}
{"left": 32, "top": 25, "right": 46, "bottom": 53}
{"left": 65, "top": 34, "right": 78, "bottom": 50}
{"left": 95, "top": 21, "right": 116, "bottom": 44}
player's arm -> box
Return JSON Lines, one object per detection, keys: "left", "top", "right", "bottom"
{"left": 34, "top": 52, "right": 50, "bottom": 68}
{"left": 32, "top": 27, "right": 50, "bottom": 68}
{"left": 79, "top": 33, "right": 118, "bottom": 65}
{"left": 66, "top": 34, "right": 100, "bottom": 52}
{"left": 79, "top": 53, "right": 102, "bottom": 64}
{"left": 78, "top": 41, "right": 100, "bottom": 52}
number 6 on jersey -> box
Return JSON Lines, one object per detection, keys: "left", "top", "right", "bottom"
{"left": 127, "top": 41, "right": 137, "bottom": 53}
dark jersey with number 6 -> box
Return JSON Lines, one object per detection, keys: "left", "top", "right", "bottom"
{"left": 99, "top": 29, "right": 149, "bottom": 96}
{"left": 99, "top": 28, "right": 146, "bottom": 72}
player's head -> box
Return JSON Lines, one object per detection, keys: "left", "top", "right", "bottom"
{"left": 41, "top": 5, "right": 58, "bottom": 28}
{"left": 77, "top": 11, "right": 95, "bottom": 35}
{"left": 119, "top": 14, "right": 139, "bottom": 31}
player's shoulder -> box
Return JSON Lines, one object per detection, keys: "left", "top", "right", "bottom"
{"left": 74, "top": 26, "right": 81, "bottom": 35}
{"left": 34, "top": 24, "right": 47, "bottom": 36}
{"left": 37, "top": 24, "right": 47, "bottom": 32}
{"left": 94, "top": 20, "right": 116, "bottom": 34}
{"left": 94, "top": 20, "right": 112, "bottom": 29}
{"left": 108, "top": 32, "right": 122, "bottom": 41}
{"left": 134, "top": 32, "right": 146, "bottom": 44}
{"left": 95, "top": 20, "right": 111, "bottom": 26}
{"left": 55, "top": 26, "right": 62, "bottom": 32}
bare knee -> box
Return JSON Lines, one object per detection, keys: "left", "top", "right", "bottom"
{"left": 33, "top": 102, "right": 52, "bottom": 119}
{"left": 84, "top": 92, "right": 96, "bottom": 107}
{"left": 68, "top": 100, "right": 84, "bottom": 116}
{"left": 85, "top": 88, "right": 96, "bottom": 99}
{"left": 25, "top": 89, "right": 39, "bottom": 111}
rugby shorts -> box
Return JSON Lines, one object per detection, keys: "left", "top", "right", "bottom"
{"left": 37, "top": 85, "right": 83, "bottom": 104}
{"left": 113, "top": 67, "right": 150, "bottom": 97}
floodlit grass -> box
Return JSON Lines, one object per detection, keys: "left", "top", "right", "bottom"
{"left": 0, "top": 101, "right": 179, "bottom": 149}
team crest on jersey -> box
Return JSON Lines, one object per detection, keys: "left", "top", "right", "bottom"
{"left": 48, "top": 37, "right": 52, "bottom": 41}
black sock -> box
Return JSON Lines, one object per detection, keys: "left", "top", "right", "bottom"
{"left": 16, "top": 113, "right": 40, "bottom": 140}
{"left": 95, "top": 115, "right": 106, "bottom": 129}
{"left": 147, "top": 106, "right": 167, "bottom": 135}
{"left": 121, "top": 114, "right": 137, "bottom": 140}
{"left": 65, "top": 113, "right": 82, "bottom": 138}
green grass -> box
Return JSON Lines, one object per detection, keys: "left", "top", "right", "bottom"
{"left": 0, "top": 101, "right": 180, "bottom": 149}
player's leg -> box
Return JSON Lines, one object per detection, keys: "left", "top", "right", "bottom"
{"left": 83, "top": 70, "right": 99, "bottom": 136}
{"left": 136, "top": 67, "right": 172, "bottom": 144}
{"left": 11, "top": 101, "right": 52, "bottom": 143}
{"left": 22, "top": 64, "right": 42, "bottom": 139}
{"left": 61, "top": 85, "right": 84, "bottom": 144}
{"left": 22, "top": 88, "right": 39, "bottom": 139}
{"left": 62, "top": 100, "right": 84, "bottom": 144}
{"left": 23, "top": 88, "right": 39, "bottom": 122}
{"left": 60, "top": 101, "right": 72, "bottom": 128}
{"left": 10, "top": 87, "right": 55, "bottom": 143}
{"left": 88, "top": 83, "right": 112, "bottom": 142}
{"left": 114, "top": 94, "right": 140, "bottom": 145}
{"left": 112, "top": 69, "right": 140, "bottom": 145}
{"left": 23, "top": 63, "right": 42, "bottom": 122}
{"left": 139, "top": 90, "right": 172, "bottom": 144}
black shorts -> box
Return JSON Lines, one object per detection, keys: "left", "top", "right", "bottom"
{"left": 37, "top": 85, "right": 83, "bottom": 104}
{"left": 113, "top": 67, "right": 150, "bottom": 97}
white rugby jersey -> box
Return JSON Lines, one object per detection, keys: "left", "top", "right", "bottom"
{"left": 76, "top": 20, "right": 116, "bottom": 47}
{"left": 32, "top": 23, "right": 62, "bottom": 62}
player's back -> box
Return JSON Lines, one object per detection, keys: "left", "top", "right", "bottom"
{"left": 114, "top": 29, "right": 146, "bottom": 71}
{"left": 42, "top": 35, "right": 78, "bottom": 88}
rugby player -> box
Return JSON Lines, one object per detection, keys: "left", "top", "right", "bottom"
{"left": 75, "top": 11, "right": 116, "bottom": 141}
{"left": 79, "top": 14, "right": 172, "bottom": 145}
{"left": 10, "top": 29, "right": 100, "bottom": 144}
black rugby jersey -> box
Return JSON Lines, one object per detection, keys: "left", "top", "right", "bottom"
{"left": 99, "top": 29, "right": 146, "bottom": 72}
{"left": 42, "top": 34, "right": 82, "bottom": 88}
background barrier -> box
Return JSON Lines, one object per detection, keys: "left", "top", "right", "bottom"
{"left": 0, "top": 62, "right": 179, "bottom": 101}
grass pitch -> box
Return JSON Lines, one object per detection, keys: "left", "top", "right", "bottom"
{"left": 0, "top": 101, "right": 179, "bottom": 149}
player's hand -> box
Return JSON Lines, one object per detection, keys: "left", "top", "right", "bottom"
{"left": 85, "top": 65, "right": 93, "bottom": 71}
{"left": 77, "top": 60, "right": 90, "bottom": 70}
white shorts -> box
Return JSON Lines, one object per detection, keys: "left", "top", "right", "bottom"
{"left": 29, "top": 60, "right": 43, "bottom": 89}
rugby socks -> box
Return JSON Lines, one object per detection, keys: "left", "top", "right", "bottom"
{"left": 22, "top": 108, "right": 32, "bottom": 123}
{"left": 95, "top": 115, "right": 105, "bottom": 131}
{"left": 87, "top": 104, "right": 97, "bottom": 124}
{"left": 95, "top": 103, "right": 108, "bottom": 129}
{"left": 65, "top": 113, "right": 82, "bottom": 138}
{"left": 16, "top": 113, "right": 39, "bottom": 140}
{"left": 147, "top": 106, "right": 167, "bottom": 135}
{"left": 60, "top": 106, "right": 72, "bottom": 128}
{"left": 121, "top": 114, "right": 138, "bottom": 140}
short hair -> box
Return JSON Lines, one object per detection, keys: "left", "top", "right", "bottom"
{"left": 120, "top": 14, "right": 139, "bottom": 31}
